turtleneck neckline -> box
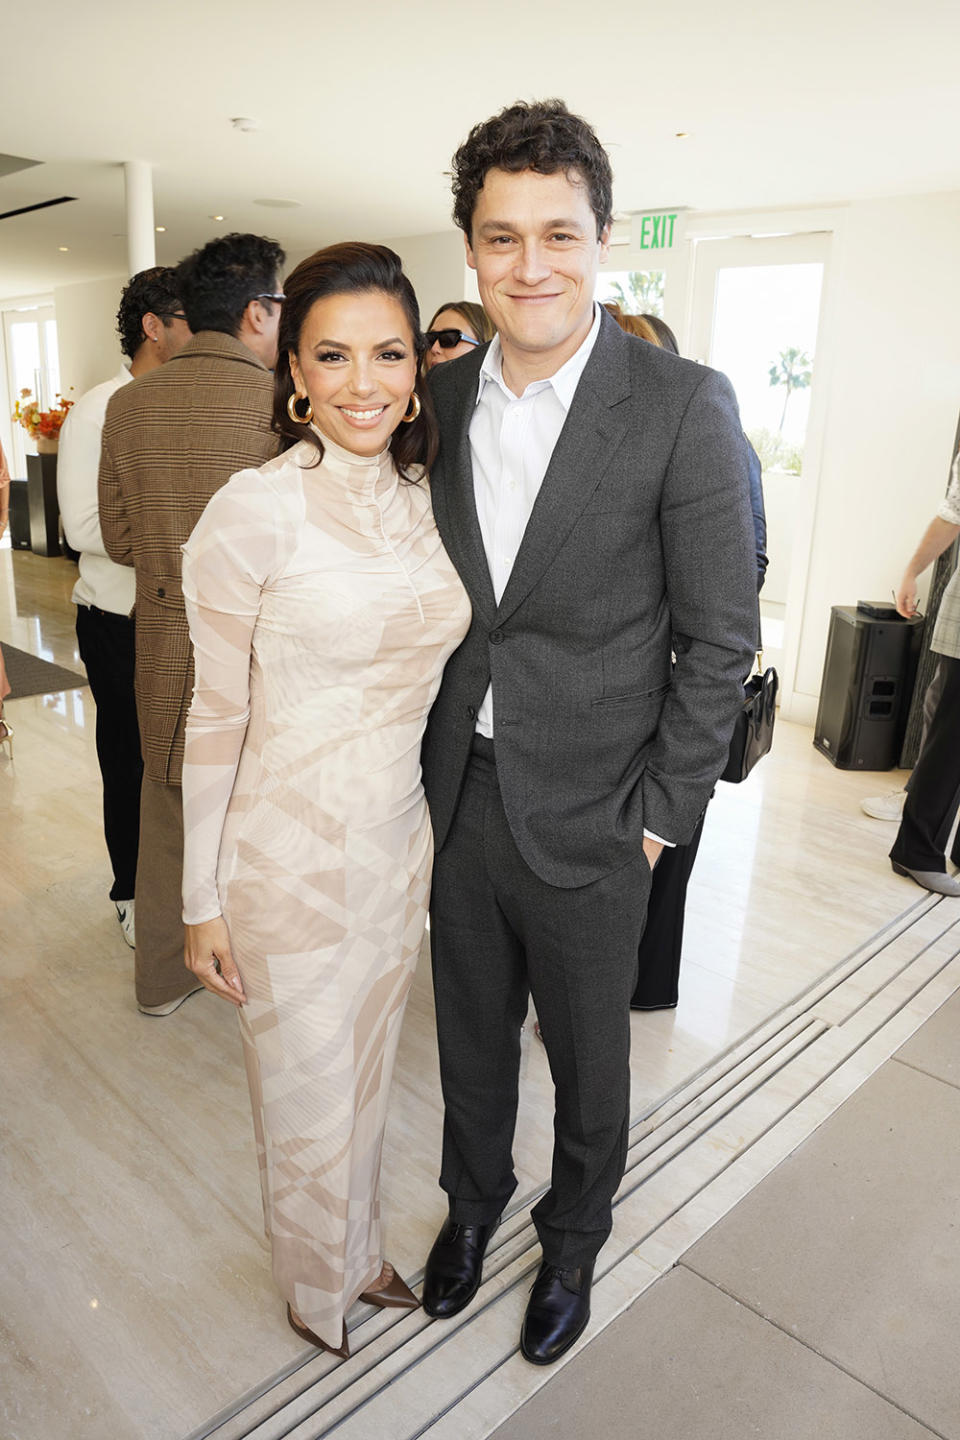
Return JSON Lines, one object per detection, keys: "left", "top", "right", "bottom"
{"left": 308, "top": 424, "right": 389, "bottom": 470}
{"left": 300, "top": 424, "right": 398, "bottom": 505}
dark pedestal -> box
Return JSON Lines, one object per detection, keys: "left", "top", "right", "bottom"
{"left": 25, "top": 451, "right": 61, "bottom": 556}
{"left": 814, "top": 604, "right": 923, "bottom": 770}
{"left": 8, "top": 478, "right": 31, "bottom": 549}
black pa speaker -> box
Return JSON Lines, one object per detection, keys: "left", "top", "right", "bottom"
{"left": 814, "top": 605, "right": 923, "bottom": 770}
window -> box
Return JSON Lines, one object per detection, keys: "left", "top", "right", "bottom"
{"left": 596, "top": 269, "right": 665, "bottom": 317}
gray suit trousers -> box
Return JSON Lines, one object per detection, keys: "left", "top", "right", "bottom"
{"left": 430, "top": 738, "right": 652, "bottom": 1269}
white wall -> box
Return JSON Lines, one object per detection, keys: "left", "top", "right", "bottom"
{"left": 52, "top": 274, "right": 127, "bottom": 399}
{"left": 792, "top": 191, "right": 960, "bottom": 713}
{"left": 381, "top": 230, "right": 468, "bottom": 330}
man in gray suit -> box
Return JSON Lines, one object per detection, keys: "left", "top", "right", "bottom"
{"left": 420, "top": 99, "right": 757, "bottom": 1363}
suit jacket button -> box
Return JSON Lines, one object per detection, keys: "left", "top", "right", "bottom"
{"left": 157, "top": 586, "right": 165, "bottom": 597}
{"left": 466, "top": 705, "right": 477, "bottom": 720}
{"left": 489, "top": 629, "right": 504, "bottom": 645}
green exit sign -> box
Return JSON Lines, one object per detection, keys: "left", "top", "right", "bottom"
{"left": 630, "top": 209, "right": 686, "bottom": 253}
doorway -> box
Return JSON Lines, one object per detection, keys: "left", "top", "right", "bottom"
{"left": 688, "top": 233, "right": 830, "bottom": 686}
{"left": 3, "top": 302, "right": 61, "bottom": 477}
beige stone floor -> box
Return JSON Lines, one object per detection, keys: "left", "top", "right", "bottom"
{"left": 0, "top": 541, "right": 940, "bottom": 1440}
{"left": 492, "top": 991, "right": 960, "bottom": 1440}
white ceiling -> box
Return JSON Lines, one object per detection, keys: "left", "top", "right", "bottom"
{"left": 1, "top": 0, "right": 958, "bottom": 297}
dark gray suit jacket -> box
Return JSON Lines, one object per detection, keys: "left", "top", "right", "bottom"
{"left": 421, "top": 309, "right": 758, "bottom": 888}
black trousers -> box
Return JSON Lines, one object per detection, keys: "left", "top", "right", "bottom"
{"left": 890, "top": 653, "right": 960, "bottom": 873}
{"left": 430, "top": 738, "right": 651, "bottom": 1270}
{"left": 75, "top": 604, "right": 143, "bottom": 901}
{"left": 632, "top": 808, "right": 707, "bottom": 1009}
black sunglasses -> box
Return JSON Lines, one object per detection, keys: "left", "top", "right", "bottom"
{"left": 425, "top": 328, "right": 480, "bottom": 350}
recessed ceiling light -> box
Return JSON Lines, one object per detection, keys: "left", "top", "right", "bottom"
{"left": 58, "top": 245, "right": 69, "bottom": 252}
{"left": 675, "top": 131, "right": 692, "bottom": 139}
{"left": 155, "top": 225, "right": 166, "bottom": 233}
{"left": 210, "top": 214, "right": 225, "bottom": 222}
{"left": 253, "top": 197, "right": 302, "bottom": 209}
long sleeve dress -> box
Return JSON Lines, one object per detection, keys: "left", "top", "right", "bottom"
{"left": 180, "top": 431, "right": 470, "bottom": 1347}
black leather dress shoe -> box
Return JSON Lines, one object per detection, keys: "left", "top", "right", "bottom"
{"left": 422, "top": 1216, "right": 498, "bottom": 1318}
{"left": 520, "top": 1261, "right": 594, "bottom": 1365}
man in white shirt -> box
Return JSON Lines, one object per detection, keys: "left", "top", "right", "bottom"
{"left": 57, "top": 268, "right": 190, "bottom": 947}
{"left": 420, "top": 100, "right": 757, "bottom": 1363}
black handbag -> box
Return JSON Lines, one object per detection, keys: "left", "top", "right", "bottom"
{"left": 721, "top": 660, "right": 779, "bottom": 783}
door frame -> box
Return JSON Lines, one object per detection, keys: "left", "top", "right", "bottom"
{"left": 2, "top": 295, "right": 58, "bottom": 477}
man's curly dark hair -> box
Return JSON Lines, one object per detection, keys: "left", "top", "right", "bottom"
{"left": 116, "top": 266, "right": 183, "bottom": 360}
{"left": 176, "top": 232, "right": 286, "bottom": 337}
{"left": 451, "top": 99, "right": 614, "bottom": 242}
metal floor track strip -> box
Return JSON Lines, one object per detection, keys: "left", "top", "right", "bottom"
{"left": 185, "top": 893, "right": 960, "bottom": 1440}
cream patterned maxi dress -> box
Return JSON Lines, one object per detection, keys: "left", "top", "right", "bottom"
{"left": 180, "top": 431, "right": 470, "bottom": 1347}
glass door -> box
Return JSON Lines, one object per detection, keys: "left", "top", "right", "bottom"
{"left": 3, "top": 303, "right": 61, "bottom": 476}
{"left": 689, "top": 233, "right": 830, "bottom": 687}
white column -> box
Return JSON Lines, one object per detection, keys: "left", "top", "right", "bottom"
{"left": 124, "top": 160, "right": 156, "bottom": 276}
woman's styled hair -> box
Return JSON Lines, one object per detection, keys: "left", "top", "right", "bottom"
{"left": 273, "top": 242, "right": 437, "bottom": 477}
{"left": 451, "top": 99, "right": 614, "bottom": 242}
{"left": 426, "top": 300, "right": 495, "bottom": 344}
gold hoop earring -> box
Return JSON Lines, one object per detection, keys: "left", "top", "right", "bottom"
{"left": 287, "top": 392, "right": 313, "bottom": 424}
{"left": 402, "top": 391, "right": 421, "bottom": 424}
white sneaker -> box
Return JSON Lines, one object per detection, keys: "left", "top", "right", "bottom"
{"left": 860, "top": 789, "right": 907, "bottom": 821}
{"left": 115, "top": 899, "right": 136, "bottom": 948}
{"left": 137, "top": 986, "right": 204, "bottom": 1017}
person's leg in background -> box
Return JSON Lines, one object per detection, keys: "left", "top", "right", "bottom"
{"left": 890, "top": 656, "right": 960, "bottom": 894}
{"left": 76, "top": 604, "right": 143, "bottom": 945}
{"left": 631, "top": 809, "right": 707, "bottom": 1010}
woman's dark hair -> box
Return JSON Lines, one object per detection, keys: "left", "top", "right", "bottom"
{"left": 273, "top": 242, "right": 437, "bottom": 478}
{"left": 451, "top": 99, "right": 613, "bottom": 242}
{"left": 640, "top": 313, "right": 680, "bottom": 354}
{"left": 426, "top": 299, "right": 495, "bottom": 344}
{"left": 116, "top": 265, "right": 182, "bottom": 360}
{"left": 176, "top": 232, "right": 285, "bottom": 336}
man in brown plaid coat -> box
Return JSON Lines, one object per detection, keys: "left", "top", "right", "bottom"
{"left": 100, "top": 232, "right": 285, "bottom": 1014}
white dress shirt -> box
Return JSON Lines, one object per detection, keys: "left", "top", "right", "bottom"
{"left": 57, "top": 366, "right": 135, "bottom": 615}
{"left": 470, "top": 305, "right": 602, "bottom": 736}
{"left": 468, "top": 305, "right": 672, "bottom": 847}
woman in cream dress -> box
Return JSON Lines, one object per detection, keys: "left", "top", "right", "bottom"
{"left": 181, "top": 244, "right": 470, "bottom": 1357}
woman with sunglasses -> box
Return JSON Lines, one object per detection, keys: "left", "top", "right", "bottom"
{"left": 180, "top": 243, "right": 471, "bottom": 1359}
{"left": 422, "top": 299, "right": 493, "bottom": 372}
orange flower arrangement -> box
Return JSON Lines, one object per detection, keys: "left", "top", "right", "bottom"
{"left": 12, "top": 387, "right": 74, "bottom": 441}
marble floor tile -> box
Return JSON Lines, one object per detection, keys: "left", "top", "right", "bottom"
{"left": 894, "top": 989, "right": 960, "bottom": 1090}
{"left": 487, "top": 1267, "right": 940, "bottom": 1440}
{"left": 682, "top": 1059, "right": 960, "bottom": 1439}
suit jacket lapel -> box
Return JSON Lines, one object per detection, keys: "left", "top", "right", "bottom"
{"left": 433, "top": 352, "right": 498, "bottom": 625}
{"left": 494, "top": 314, "right": 633, "bottom": 626}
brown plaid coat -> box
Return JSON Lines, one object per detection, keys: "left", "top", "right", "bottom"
{"left": 99, "top": 330, "right": 279, "bottom": 784}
